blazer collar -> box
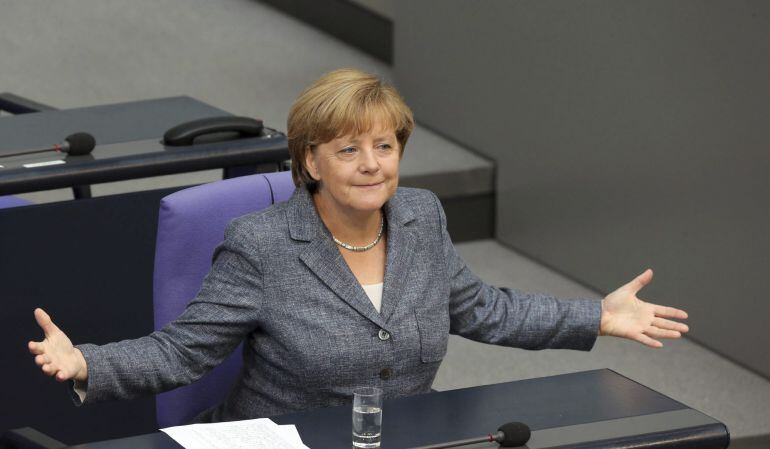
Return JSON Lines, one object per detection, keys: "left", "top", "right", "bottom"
{"left": 288, "top": 186, "right": 418, "bottom": 328}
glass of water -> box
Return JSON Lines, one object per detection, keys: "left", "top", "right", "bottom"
{"left": 352, "top": 386, "right": 383, "bottom": 448}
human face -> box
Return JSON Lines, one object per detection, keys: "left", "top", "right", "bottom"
{"left": 305, "top": 124, "right": 400, "bottom": 215}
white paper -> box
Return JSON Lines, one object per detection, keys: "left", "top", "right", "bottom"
{"left": 161, "top": 418, "right": 308, "bottom": 449}
{"left": 277, "top": 424, "right": 305, "bottom": 446}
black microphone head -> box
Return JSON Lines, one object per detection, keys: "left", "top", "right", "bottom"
{"left": 64, "top": 132, "right": 96, "bottom": 155}
{"left": 497, "top": 422, "right": 531, "bottom": 447}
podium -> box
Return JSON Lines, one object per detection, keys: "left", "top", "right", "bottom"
{"left": 62, "top": 369, "right": 729, "bottom": 449}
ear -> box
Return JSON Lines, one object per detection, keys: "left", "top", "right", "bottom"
{"left": 304, "top": 147, "right": 320, "bottom": 181}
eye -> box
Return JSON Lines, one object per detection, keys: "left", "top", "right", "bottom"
{"left": 377, "top": 143, "right": 393, "bottom": 151}
{"left": 337, "top": 146, "right": 357, "bottom": 158}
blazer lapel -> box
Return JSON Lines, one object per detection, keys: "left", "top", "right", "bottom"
{"left": 288, "top": 187, "right": 388, "bottom": 328}
{"left": 380, "top": 190, "right": 418, "bottom": 323}
{"left": 299, "top": 239, "right": 388, "bottom": 328}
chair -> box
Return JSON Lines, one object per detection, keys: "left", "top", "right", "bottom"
{"left": 0, "top": 196, "right": 32, "bottom": 209}
{"left": 152, "top": 171, "right": 295, "bottom": 428}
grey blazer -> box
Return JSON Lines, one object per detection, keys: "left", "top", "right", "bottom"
{"left": 76, "top": 186, "right": 601, "bottom": 422}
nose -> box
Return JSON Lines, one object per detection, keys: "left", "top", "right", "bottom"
{"left": 358, "top": 147, "right": 380, "bottom": 173}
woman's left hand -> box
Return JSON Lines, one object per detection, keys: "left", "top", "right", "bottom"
{"left": 600, "top": 269, "right": 689, "bottom": 348}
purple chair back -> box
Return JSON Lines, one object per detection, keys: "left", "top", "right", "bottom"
{"left": 153, "top": 171, "right": 295, "bottom": 428}
{"left": 263, "top": 169, "right": 296, "bottom": 203}
{"left": 0, "top": 196, "right": 32, "bottom": 209}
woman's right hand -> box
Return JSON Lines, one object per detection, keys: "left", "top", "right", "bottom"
{"left": 28, "top": 308, "right": 88, "bottom": 383}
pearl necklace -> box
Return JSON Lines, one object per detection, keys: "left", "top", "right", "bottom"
{"left": 332, "top": 216, "right": 385, "bottom": 252}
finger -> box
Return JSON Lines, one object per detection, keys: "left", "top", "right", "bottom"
{"left": 35, "top": 354, "right": 50, "bottom": 367}
{"left": 644, "top": 327, "right": 681, "bottom": 339}
{"left": 636, "top": 333, "right": 663, "bottom": 348}
{"left": 652, "top": 317, "right": 689, "bottom": 333}
{"left": 652, "top": 304, "right": 688, "bottom": 320}
{"left": 55, "top": 370, "right": 70, "bottom": 382}
{"left": 34, "top": 308, "right": 60, "bottom": 337}
{"left": 28, "top": 341, "right": 45, "bottom": 355}
{"left": 626, "top": 269, "right": 653, "bottom": 294}
{"left": 41, "top": 363, "right": 57, "bottom": 376}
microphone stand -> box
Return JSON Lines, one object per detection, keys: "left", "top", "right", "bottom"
{"left": 410, "top": 431, "right": 504, "bottom": 449}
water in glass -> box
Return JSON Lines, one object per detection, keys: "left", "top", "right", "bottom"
{"left": 352, "top": 405, "right": 382, "bottom": 448}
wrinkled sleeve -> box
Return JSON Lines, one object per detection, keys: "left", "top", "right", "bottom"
{"left": 431, "top": 193, "right": 602, "bottom": 351}
{"left": 73, "top": 221, "right": 263, "bottom": 404}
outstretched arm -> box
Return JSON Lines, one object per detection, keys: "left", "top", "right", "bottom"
{"left": 27, "top": 220, "right": 265, "bottom": 404}
{"left": 433, "top": 193, "right": 601, "bottom": 351}
{"left": 432, "top": 192, "right": 688, "bottom": 351}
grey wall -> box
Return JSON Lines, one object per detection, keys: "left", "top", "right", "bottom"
{"left": 349, "top": 0, "right": 394, "bottom": 19}
{"left": 394, "top": 1, "right": 770, "bottom": 378}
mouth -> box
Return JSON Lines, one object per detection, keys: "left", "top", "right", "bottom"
{"left": 354, "top": 181, "right": 384, "bottom": 189}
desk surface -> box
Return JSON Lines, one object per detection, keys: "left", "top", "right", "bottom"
{"left": 63, "top": 369, "right": 729, "bottom": 449}
{"left": 0, "top": 96, "right": 226, "bottom": 152}
{"left": 0, "top": 97, "right": 288, "bottom": 194}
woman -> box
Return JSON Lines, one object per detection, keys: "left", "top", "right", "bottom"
{"left": 28, "top": 69, "right": 689, "bottom": 422}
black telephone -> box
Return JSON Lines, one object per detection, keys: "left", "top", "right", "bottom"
{"left": 162, "top": 116, "right": 264, "bottom": 146}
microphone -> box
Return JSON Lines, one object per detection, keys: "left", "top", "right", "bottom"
{"left": 410, "top": 422, "right": 531, "bottom": 449}
{"left": 1, "top": 132, "right": 96, "bottom": 158}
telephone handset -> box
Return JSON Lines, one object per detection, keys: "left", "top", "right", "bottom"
{"left": 163, "top": 116, "right": 264, "bottom": 146}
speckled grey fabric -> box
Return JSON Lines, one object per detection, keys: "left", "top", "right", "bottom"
{"left": 75, "top": 186, "right": 601, "bottom": 421}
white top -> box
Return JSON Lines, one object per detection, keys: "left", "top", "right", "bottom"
{"left": 362, "top": 282, "right": 384, "bottom": 313}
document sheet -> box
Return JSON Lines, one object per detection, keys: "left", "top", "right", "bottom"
{"left": 161, "top": 418, "right": 309, "bottom": 449}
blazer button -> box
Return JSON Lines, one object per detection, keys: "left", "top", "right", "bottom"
{"left": 380, "top": 368, "right": 393, "bottom": 380}
{"left": 378, "top": 329, "right": 391, "bottom": 341}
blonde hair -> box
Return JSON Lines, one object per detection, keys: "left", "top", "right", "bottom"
{"left": 287, "top": 68, "right": 415, "bottom": 191}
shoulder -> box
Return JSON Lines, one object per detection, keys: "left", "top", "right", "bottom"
{"left": 221, "top": 201, "right": 291, "bottom": 253}
{"left": 390, "top": 187, "right": 444, "bottom": 227}
{"left": 392, "top": 186, "right": 439, "bottom": 208}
